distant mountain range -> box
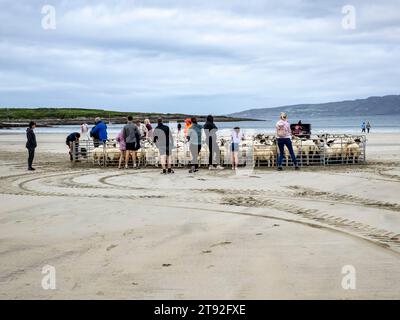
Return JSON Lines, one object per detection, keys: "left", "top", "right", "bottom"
{"left": 229, "top": 95, "right": 400, "bottom": 120}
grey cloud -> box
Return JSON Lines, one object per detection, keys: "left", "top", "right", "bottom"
{"left": 0, "top": 0, "right": 399, "bottom": 113}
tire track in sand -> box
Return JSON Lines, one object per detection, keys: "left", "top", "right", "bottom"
{"left": 219, "top": 194, "right": 400, "bottom": 252}
{"left": 2, "top": 169, "right": 400, "bottom": 255}
{"left": 287, "top": 185, "right": 400, "bottom": 213}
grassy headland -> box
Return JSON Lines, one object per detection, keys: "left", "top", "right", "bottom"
{"left": 0, "top": 108, "right": 260, "bottom": 127}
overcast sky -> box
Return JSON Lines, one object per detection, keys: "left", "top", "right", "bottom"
{"left": 0, "top": 0, "right": 399, "bottom": 114}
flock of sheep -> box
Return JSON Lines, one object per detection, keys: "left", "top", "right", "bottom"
{"left": 87, "top": 133, "right": 365, "bottom": 168}
{"left": 251, "top": 134, "right": 365, "bottom": 167}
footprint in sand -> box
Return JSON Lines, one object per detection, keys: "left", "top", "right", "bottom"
{"left": 202, "top": 250, "right": 212, "bottom": 254}
{"left": 210, "top": 241, "right": 232, "bottom": 248}
{"left": 106, "top": 244, "right": 118, "bottom": 251}
{"left": 123, "top": 229, "right": 134, "bottom": 237}
{"left": 162, "top": 263, "right": 172, "bottom": 267}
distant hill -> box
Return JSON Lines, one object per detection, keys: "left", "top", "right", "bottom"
{"left": 0, "top": 108, "right": 184, "bottom": 121}
{"left": 0, "top": 107, "right": 258, "bottom": 127}
{"left": 229, "top": 95, "right": 400, "bottom": 120}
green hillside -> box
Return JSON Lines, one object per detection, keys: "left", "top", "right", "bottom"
{"left": 0, "top": 108, "right": 184, "bottom": 120}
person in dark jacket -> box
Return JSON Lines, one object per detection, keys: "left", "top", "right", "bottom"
{"left": 366, "top": 121, "right": 371, "bottom": 133}
{"left": 66, "top": 132, "right": 81, "bottom": 161}
{"left": 90, "top": 117, "right": 108, "bottom": 147}
{"left": 123, "top": 116, "right": 141, "bottom": 169}
{"left": 203, "top": 115, "right": 223, "bottom": 170}
{"left": 293, "top": 120, "right": 303, "bottom": 137}
{"left": 26, "top": 121, "right": 37, "bottom": 171}
{"left": 153, "top": 118, "right": 174, "bottom": 174}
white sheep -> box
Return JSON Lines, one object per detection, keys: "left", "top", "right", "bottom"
{"left": 293, "top": 139, "right": 320, "bottom": 165}
{"left": 253, "top": 144, "right": 277, "bottom": 167}
{"left": 92, "top": 147, "right": 105, "bottom": 165}
{"left": 322, "top": 139, "right": 348, "bottom": 163}
{"left": 105, "top": 148, "right": 121, "bottom": 164}
{"left": 171, "top": 146, "right": 188, "bottom": 166}
{"left": 92, "top": 147, "right": 120, "bottom": 165}
{"left": 143, "top": 146, "right": 160, "bottom": 166}
{"left": 345, "top": 142, "right": 361, "bottom": 164}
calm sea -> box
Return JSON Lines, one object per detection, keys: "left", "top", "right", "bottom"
{"left": 1, "top": 115, "right": 399, "bottom": 135}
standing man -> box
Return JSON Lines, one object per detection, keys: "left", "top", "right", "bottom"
{"left": 153, "top": 118, "right": 174, "bottom": 174}
{"left": 187, "top": 117, "right": 203, "bottom": 173}
{"left": 66, "top": 132, "right": 81, "bottom": 161}
{"left": 361, "top": 121, "right": 366, "bottom": 133}
{"left": 90, "top": 117, "right": 108, "bottom": 147}
{"left": 123, "top": 116, "right": 141, "bottom": 169}
{"left": 26, "top": 121, "right": 37, "bottom": 171}
{"left": 203, "top": 115, "right": 223, "bottom": 170}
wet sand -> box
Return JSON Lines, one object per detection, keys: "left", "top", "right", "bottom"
{"left": 0, "top": 132, "right": 400, "bottom": 299}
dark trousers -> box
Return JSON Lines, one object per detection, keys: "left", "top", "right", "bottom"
{"left": 190, "top": 144, "right": 201, "bottom": 168}
{"left": 277, "top": 138, "right": 297, "bottom": 167}
{"left": 27, "top": 148, "right": 35, "bottom": 168}
{"left": 207, "top": 141, "right": 220, "bottom": 166}
{"left": 67, "top": 142, "right": 80, "bottom": 161}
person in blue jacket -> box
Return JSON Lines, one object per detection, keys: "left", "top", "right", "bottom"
{"left": 90, "top": 117, "right": 108, "bottom": 147}
{"left": 361, "top": 121, "right": 366, "bottom": 133}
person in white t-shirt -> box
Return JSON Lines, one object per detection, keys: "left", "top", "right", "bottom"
{"left": 231, "top": 127, "right": 243, "bottom": 170}
{"left": 80, "top": 123, "right": 89, "bottom": 139}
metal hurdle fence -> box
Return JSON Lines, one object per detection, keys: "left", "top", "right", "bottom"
{"left": 273, "top": 134, "right": 367, "bottom": 167}
{"left": 72, "top": 134, "right": 366, "bottom": 168}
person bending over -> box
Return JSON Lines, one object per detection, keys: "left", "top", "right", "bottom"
{"left": 66, "top": 132, "right": 81, "bottom": 161}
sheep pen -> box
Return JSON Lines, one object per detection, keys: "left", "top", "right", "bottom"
{"left": 71, "top": 134, "right": 367, "bottom": 168}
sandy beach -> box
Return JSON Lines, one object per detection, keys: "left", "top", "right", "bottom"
{"left": 1, "top": 132, "right": 400, "bottom": 299}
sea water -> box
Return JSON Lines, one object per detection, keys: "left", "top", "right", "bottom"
{"left": 1, "top": 115, "right": 399, "bottom": 135}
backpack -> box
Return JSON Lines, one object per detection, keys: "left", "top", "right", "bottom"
{"left": 277, "top": 124, "right": 287, "bottom": 138}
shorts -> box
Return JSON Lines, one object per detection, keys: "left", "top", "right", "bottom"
{"left": 231, "top": 143, "right": 239, "bottom": 152}
{"left": 126, "top": 142, "right": 140, "bottom": 151}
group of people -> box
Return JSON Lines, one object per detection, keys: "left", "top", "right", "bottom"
{"left": 361, "top": 121, "right": 372, "bottom": 133}
{"left": 130, "top": 115, "right": 225, "bottom": 174}
{"left": 26, "top": 113, "right": 302, "bottom": 172}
